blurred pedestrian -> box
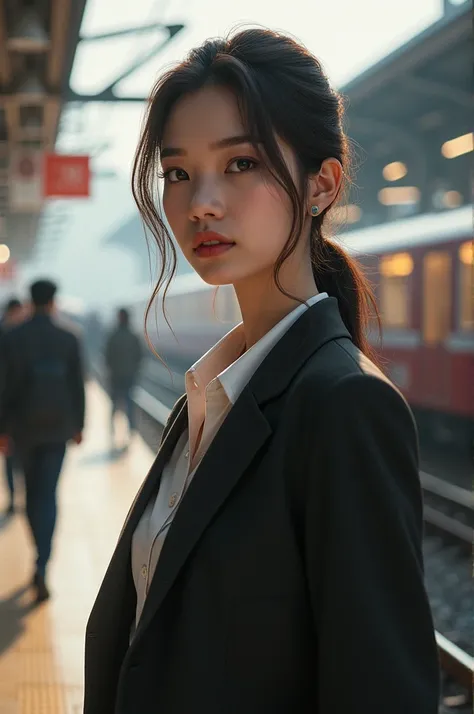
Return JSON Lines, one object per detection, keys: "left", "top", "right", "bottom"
{"left": 0, "top": 298, "right": 25, "bottom": 514}
{"left": 1, "top": 297, "right": 24, "bottom": 330}
{"left": 0, "top": 280, "right": 85, "bottom": 602}
{"left": 104, "top": 308, "right": 142, "bottom": 445}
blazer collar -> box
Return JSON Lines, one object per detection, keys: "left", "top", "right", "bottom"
{"left": 250, "top": 296, "right": 350, "bottom": 405}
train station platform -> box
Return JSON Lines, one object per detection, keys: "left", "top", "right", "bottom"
{"left": 0, "top": 381, "right": 157, "bottom": 714}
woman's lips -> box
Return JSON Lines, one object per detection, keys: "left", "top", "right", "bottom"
{"left": 194, "top": 242, "right": 235, "bottom": 258}
{"left": 193, "top": 231, "right": 235, "bottom": 258}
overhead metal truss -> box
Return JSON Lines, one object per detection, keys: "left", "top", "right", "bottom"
{"left": 68, "top": 22, "right": 184, "bottom": 103}
{"left": 0, "top": 2, "right": 184, "bottom": 264}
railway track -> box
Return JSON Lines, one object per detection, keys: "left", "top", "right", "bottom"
{"left": 421, "top": 470, "right": 473, "bottom": 546}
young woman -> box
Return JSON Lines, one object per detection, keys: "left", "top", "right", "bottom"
{"left": 84, "top": 28, "right": 440, "bottom": 714}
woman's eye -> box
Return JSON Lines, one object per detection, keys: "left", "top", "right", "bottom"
{"left": 163, "top": 168, "right": 188, "bottom": 183}
{"left": 227, "top": 158, "right": 258, "bottom": 173}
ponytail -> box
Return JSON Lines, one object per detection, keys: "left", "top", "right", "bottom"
{"left": 311, "top": 237, "right": 381, "bottom": 364}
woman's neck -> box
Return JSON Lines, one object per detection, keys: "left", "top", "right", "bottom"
{"left": 234, "top": 263, "right": 319, "bottom": 349}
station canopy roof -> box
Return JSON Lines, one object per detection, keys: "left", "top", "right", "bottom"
{"left": 340, "top": 0, "right": 472, "bottom": 231}
{"left": 0, "top": 0, "right": 87, "bottom": 262}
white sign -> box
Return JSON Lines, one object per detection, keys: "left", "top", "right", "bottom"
{"left": 9, "top": 149, "right": 43, "bottom": 212}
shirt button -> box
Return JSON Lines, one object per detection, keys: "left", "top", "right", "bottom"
{"left": 169, "top": 492, "right": 178, "bottom": 508}
{"left": 141, "top": 565, "right": 147, "bottom": 578}
{"left": 184, "top": 451, "right": 189, "bottom": 459}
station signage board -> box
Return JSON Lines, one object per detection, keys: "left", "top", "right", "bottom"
{"left": 9, "top": 152, "right": 91, "bottom": 210}
{"left": 43, "top": 154, "right": 90, "bottom": 198}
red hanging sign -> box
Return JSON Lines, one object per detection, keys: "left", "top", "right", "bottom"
{"left": 43, "top": 154, "right": 90, "bottom": 198}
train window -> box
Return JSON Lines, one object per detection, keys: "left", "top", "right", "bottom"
{"left": 379, "top": 252, "right": 413, "bottom": 328}
{"left": 423, "top": 251, "right": 452, "bottom": 345}
{"left": 459, "top": 241, "right": 473, "bottom": 331}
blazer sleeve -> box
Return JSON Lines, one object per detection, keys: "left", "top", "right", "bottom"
{"left": 300, "top": 373, "right": 440, "bottom": 713}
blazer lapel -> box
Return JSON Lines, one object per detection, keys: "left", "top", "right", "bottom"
{"left": 86, "top": 397, "right": 188, "bottom": 637}
{"left": 131, "top": 387, "right": 271, "bottom": 646}
{"left": 120, "top": 397, "right": 188, "bottom": 542}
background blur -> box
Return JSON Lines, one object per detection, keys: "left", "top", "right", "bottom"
{"left": 0, "top": 1, "right": 472, "bottom": 710}
{"left": 1, "top": 0, "right": 471, "bottom": 446}
{"left": 0, "top": 0, "right": 470, "bottom": 306}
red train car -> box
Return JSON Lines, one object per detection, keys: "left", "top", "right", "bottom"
{"left": 342, "top": 206, "right": 473, "bottom": 440}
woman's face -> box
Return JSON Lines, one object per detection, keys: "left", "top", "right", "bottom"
{"left": 161, "top": 85, "right": 303, "bottom": 287}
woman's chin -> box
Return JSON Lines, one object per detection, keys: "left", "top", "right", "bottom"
{"left": 194, "top": 265, "right": 240, "bottom": 287}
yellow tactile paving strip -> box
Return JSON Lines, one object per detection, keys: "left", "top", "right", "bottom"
{"left": 0, "top": 381, "right": 156, "bottom": 713}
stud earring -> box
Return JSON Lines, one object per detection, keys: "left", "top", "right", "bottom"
{"left": 310, "top": 205, "right": 319, "bottom": 217}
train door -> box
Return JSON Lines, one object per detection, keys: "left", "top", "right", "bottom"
{"left": 420, "top": 249, "right": 452, "bottom": 410}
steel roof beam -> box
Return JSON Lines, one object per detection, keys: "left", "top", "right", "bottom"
{"left": 80, "top": 23, "right": 183, "bottom": 42}
{"left": 103, "top": 28, "right": 183, "bottom": 93}
{"left": 66, "top": 23, "right": 184, "bottom": 103}
{"left": 66, "top": 91, "right": 148, "bottom": 102}
{"left": 48, "top": 0, "right": 72, "bottom": 89}
{"left": 341, "top": 7, "right": 470, "bottom": 103}
{"left": 402, "top": 74, "right": 472, "bottom": 110}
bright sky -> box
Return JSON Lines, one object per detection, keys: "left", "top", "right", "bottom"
{"left": 61, "top": 0, "right": 444, "bottom": 176}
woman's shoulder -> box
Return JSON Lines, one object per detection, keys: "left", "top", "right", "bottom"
{"left": 285, "top": 338, "right": 418, "bottom": 469}
{"left": 293, "top": 336, "right": 412, "bottom": 420}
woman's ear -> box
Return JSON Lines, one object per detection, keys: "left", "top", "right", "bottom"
{"left": 307, "top": 158, "right": 343, "bottom": 216}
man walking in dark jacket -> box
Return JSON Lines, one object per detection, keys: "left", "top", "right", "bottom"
{"left": 105, "top": 308, "right": 142, "bottom": 446}
{"left": 0, "top": 280, "right": 85, "bottom": 602}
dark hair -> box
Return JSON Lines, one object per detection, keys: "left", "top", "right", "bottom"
{"left": 30, "top": 279, "right": 57, "bottom": 307}
{"left": 118, "top": 308, "right": 129, "bottom": 326}
{"left": 5, "top": 298, "right": 21, "bottom": 312}
{"left": 132, "top": 27, "right": 380, "bottom": 359}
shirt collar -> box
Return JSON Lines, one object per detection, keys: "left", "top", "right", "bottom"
{"left": 185, "top": 322, "right": 245, "bottom": 398}
{"left": 185, "top": 292, "right": 328, "bottom": 404}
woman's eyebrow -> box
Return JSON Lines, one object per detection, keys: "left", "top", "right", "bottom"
{"left": 160, "top": 134, "right": 256, "bottom": 159}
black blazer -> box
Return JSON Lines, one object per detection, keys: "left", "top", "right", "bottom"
{"left": 84, "top": 297, "right": 440, "bottom": 714}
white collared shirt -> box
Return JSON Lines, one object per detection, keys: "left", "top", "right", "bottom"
{"left": 131, "top": 292, "right": 328, "bottom": 629}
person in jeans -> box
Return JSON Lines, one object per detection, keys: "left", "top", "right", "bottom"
{"left": 105, "top": 308, "right": 142, "bottom": 445}
{"left": 0, "top": 280, "right": 85, "bottom": 602}
{"left": 0, "top": 298, "right": 26, "bottom": 514}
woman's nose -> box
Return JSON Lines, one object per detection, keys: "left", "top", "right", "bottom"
{"left": 189, "top": 179, "right": 225, "bottom": 222}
